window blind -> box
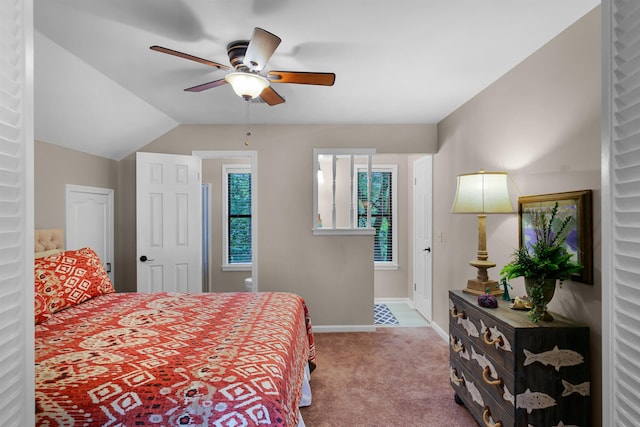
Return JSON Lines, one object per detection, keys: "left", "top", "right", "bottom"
{"left": 0, "top": 0, "right": 34, "bottom": 424}
{"left": 357, "top": 170, "right": 393, "bottom": 262}
{"left": 227, "top": 172, "right": 251, "bottom": 263}
{"left": 603, "top": 0, "right": 640, "bottom": 424}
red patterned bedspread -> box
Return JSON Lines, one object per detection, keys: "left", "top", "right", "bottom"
{"left": 35, "top": 292, "right": 315, "bottom": 427}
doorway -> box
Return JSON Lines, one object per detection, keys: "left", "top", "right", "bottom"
{"left": 193, "top": 150, "right": 258, "bottom": 292}
{"left": 369, "top": 153, "right": 432, "bottom": 322}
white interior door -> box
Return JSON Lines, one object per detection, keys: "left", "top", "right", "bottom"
{"left": 136, "top": 152, "right": 202, "bottom": 293}
{"left": 66, "top": 185, "right": 114, "bottom": 282}
{"left": 413, "top": 155, "right": 433, "bottom": 322}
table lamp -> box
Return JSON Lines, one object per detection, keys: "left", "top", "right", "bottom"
{"left": 452, "top": 170, "right": 513, "bottom": 295}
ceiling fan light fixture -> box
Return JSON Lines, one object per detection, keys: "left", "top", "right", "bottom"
{"left": 152, "top": 27, "right": 335, "bottom": 106}
{"left": 225, "top": 72, "right": 269, "bottom": 100}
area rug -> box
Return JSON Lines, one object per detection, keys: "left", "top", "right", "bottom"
{"left": 374, "top": 303, "right": 399, "bottom": 325}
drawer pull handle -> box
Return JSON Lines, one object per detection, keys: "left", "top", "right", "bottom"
{"left": 450, "top": 307, "right": 465, "bottom": 319}
{"left": 451, "top": 339, "right": 465, "bottom": 354}
{"left": 482, "top": 366, "right": 502, "bottom": 386}
{"left": 451, "top": 368, "right": 465, "bottom": 385}
{"left": 482, "top": 407, "right": 503, "bottom": 427}
{"left": 483, "top": 329, "right": 504, "bottom": 347}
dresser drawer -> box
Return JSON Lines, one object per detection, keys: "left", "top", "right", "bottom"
{"left": 449, "top": 294, "right": 516, "bottom": 370}
{"left": 450, "top": 323, "right": 515, "bottom": 408}
{"left": 450, "top": 356, "right": 515, "bottom": 427}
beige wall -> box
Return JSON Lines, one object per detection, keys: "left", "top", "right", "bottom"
{"left": 115, "top": 124, "right": 437, "bottom": 327}
{"left": 161, "top": 152, "right": 417, "bottom": 297}
{"left": 434, "top": 8, "right": 601, "bottom": 424}
{"left": 34, "top": 139, "right": 117, "bottom": 229}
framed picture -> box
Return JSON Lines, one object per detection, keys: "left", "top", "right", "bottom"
{"left": 518, "top": 190, "right": 593, "bottom": 284}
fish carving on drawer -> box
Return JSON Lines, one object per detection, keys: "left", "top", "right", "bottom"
{"left": 449, "top": 334, "right": 470, "bottom": 360}
{"left": 480, "top": 319, "right": 512, "bottom": 352}
{"left": 561, "top": 380, "right": 590, "bottom": 397}
{"left": 458, "top": 316, "right": 479, "bottom": 338}
{"left": 523, "top": 346, "right": 584, "bottom": 371}
{"left": 471, "top": 347, "right": 498, "bottom": 379}
{"left": 502, "top": 384, "right": 515, "bottom": 406}
{"left": 516, "top": 388, "right": 557, "bottom": 414}
{"left": 463, "top": 372, "right": 485, "bottom": 407}
{"left": 449, "top": 298, "right": 479, "bottom": 337}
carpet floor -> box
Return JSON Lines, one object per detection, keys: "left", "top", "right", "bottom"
{"left": 300, "top": 327, "right": 478, "bottom": 426}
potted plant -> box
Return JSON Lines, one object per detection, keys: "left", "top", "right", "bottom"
{"left": 500, "top": 202, "right": 582, "bottom": 322}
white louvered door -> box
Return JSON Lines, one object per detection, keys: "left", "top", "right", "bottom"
{"left": 602, "top": 0, "right": 640, "bottom": 425}
{"left": 0, "top": 0, "right": 34, "bottom": 425}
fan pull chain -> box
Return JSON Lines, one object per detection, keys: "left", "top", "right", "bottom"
{"left": 245, "top": 100, "right": 251, "bottom": 146}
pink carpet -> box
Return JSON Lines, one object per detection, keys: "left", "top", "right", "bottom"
{"left": 300, "top": 327, "right": 478, "bottom": 426}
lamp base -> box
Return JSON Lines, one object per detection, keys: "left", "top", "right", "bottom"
{"left": 463, "top": 279, "right": 503, "bottom": 297}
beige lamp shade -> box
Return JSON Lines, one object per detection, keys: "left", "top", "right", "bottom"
{"left": 452, "top": 171, "right": 513, "bottom": 214}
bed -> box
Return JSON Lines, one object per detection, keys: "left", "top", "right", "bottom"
{"left": 34, "top": 230, "right": 315, "bottom": 427}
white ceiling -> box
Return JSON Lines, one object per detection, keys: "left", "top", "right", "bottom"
{"left": 34, "top": 0, "right": 600, "bottom": 160}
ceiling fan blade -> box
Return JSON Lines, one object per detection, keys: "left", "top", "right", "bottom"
{"left": 184, "top": 78, "right": 228, "bottom": 92}
{"left": 267, "top": 71, "right": 335, "bottom": 86}
{"left": 150, "top": 46, "right": 230, "bottom": 70}
{"left": 260, "top": 86, "right": 285, "bottom": 106}
{"left": 244, "top": 27, "right": 281, "bottom": 71}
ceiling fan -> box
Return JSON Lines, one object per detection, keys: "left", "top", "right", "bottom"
{"left": 150, "top": 27, "right": 336, "bottom": 106}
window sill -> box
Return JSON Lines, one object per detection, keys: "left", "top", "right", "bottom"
{"left": 375, "top": 263, "right": 399, "bottom": 271}
{"left": 222, "top": 264, "right": 252, "bottom": 272}
{"left": 313, "top": 228, "right": 376, "bottom": 236}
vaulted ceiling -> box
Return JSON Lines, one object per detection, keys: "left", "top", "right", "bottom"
{"left": 34, "top": 0, "right": 600, "bottom": 160}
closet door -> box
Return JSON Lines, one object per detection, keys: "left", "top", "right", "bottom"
{"left": 602, "top": 0, "right": 640, "bottom": 424}
{"left": 0, "top": 0, "right": 35, "bottom": 424}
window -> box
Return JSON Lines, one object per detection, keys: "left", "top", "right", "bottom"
{"left": 313, "top": 148, "right": 376, "bottom": 235}
{"left": 356, "top": 165, "right": 398, "bottom": 269}
{"left": 222, "top": 165, "right": 251, "bottom": 270}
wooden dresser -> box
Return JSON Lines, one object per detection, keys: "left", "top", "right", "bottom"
{"left": 448, "top": 290, "right": 590, "bottom": 427}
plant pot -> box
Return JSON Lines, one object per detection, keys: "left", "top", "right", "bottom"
{"left": 524, "top": 277, "right": 557, "bottom": 322}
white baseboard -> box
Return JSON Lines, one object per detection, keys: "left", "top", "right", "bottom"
{"left": 313, "top": 325, "right": 377, "bottom": 333}
{"left": 430, "top": 321, "right": 448, "bottom": 342}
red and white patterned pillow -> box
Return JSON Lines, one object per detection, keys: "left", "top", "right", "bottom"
{"left": 34, "top": 247, "right": 115, "bottom": 324}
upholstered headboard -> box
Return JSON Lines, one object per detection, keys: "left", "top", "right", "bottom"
{"left": 35, "top": 229, "right": 65, "bottom": 258}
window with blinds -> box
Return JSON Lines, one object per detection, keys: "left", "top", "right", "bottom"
{"left": 356, "top": 165, "right": 398, "bottom": 267}
{"left": 222, "top": 165, "right": 251, "bottom": 269}
{"left": 603, "top": 0, "right": 640, "bottom": 424}
{"left": 0, "top": 0, "right": 35, "bottom": 424}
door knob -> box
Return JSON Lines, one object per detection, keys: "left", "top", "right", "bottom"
{"left": 139, "top": 255, "right": 154, "bottom": 262}
{"left": 423, "top": 247, "right": 431, "bottom": 253}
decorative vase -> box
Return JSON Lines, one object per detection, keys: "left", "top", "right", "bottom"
{"left": 524, "top": 277, "right": 557, "bottom": 322}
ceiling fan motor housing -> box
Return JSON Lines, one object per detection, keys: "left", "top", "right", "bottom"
{"left": 227, "top": 40, "right": 250, "bottom": 71}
